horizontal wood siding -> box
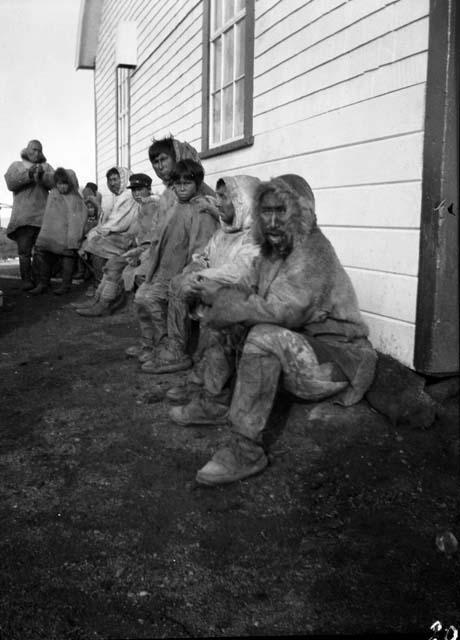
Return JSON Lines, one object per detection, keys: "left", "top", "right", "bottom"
{"left": 203, "top": 0, "right": 431, "bottom": 366}
{"left": 93, "top": 0, "right": 430, "bottom": 366}
{"left": 94, "top": 0, "right": 203, "bottom": 193}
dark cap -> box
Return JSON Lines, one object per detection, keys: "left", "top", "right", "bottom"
{"left": 127, "top": 173, "right": 152, "bottom": 189}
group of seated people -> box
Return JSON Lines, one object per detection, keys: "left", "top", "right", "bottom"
{"left": 4, "top": 137, "right": 377, "bottom": 486}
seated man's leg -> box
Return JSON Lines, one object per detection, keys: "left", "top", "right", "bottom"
{"left": 196, "top": 324, "right": 348, "bottom": 486}
{"left": 153, "top": 273, "right": 194, "bottom": 373}
{"left": 134, "top": 279, "right": 170, "bottom": 369}
{"left": 168, "top": 326, "right": 235, "bottom": 424}
{"left": 76, "top": 256, "right": 127, "bottom": 317}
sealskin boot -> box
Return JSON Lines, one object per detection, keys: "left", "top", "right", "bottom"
{"left": 76, "top": 299, "right": 111, "bottom": 317}
{"left": 29, "top": 282, "right": 48, "bottom": 295}
{"left": 196, "top": 436, "right": 268, "bottom": 486}
{"left": 168, "top": 394, "right": 229, "bottom": 426}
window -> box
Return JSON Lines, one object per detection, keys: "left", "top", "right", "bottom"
{"left": 201, "top": 0, "right": 254, "bottom": 157}
{"left": 116, "top": 67, "right": 130, "bottom": 168}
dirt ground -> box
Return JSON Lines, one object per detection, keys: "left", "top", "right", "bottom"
{"left": 0, "top": 267, "right": 458, "bottom": 639}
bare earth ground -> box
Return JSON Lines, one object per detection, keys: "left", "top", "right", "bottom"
{"left": 0, "top": 266, "right": 458, "bottom": 639}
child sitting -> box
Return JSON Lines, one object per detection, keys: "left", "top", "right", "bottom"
{"left": 73, "top": 195, "right": 101, "bottom": 287}
{"left": 30, "top": 168, "right": 88, "bottom": 296}
{"left": 129, "top": 159, "right": 218, "bottom": 370}
{"left": 75, "top": 173, "right": 159, "bottom": 317}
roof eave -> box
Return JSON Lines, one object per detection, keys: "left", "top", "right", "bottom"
{"left": 75, "top": 0, "right": 104, "bottom": 70}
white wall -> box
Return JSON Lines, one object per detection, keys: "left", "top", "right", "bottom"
{"left": 94, "top": 0, "right": 430, "bottom": 366}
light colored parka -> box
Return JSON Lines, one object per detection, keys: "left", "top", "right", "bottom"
{"left": 191, "top": 175, "right": 260, "bottom": 284}
{"left": 82, "top": 167, "right": 137, "bottom": 258}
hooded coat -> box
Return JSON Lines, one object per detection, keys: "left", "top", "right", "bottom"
{"left": 35, "top": 168, "right": 88, "bottom": 255}
{"left": 82, "top": 167, "right": 137, "bottom": 258}
{"left": 203, "top": 174, "right": 377, "bottom": 405}
{"left": 143, "top": 138, "right": 218, "bottom": 284}
{"left": 192, "top": 175, "right": 260, "bottom": 284}
{"left": 4, "top": 145, "right": 54, "bottom": 239}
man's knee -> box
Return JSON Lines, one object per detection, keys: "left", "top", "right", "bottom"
{"left": 244, "top": 324, "right": 286, "bottom": 354}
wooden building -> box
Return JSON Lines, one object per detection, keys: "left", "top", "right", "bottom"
{"left": 76, "top": 0, "right": 458, "bottom": 374}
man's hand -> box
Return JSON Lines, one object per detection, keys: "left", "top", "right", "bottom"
{"left": 190, "top": 277, "right": 223, "bottom": 305}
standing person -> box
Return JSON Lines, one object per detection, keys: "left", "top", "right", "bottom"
{"left": 75, "top": 173, "right": 159, "bottom": 317}
{"left": 29, "top": 168, "right": 88, "bottom": 296}
{"left": 127, "top": 159, "right": 218, "bottom": 367}
{"left": 79, "top": 166, "right": 136, "bottom": 289}
{"left": 182, "top": 174, "right": 377, "bottom": 486}
{"left": 4, "top": 140, "right": 54, "bottom": 290}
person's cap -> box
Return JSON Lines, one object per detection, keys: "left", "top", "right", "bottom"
{"left": 127, "top": 173, "right": 152, "bottom": 189}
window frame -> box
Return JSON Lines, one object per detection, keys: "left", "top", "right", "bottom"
{"left": 201, "top": 0, "right": 255, "bottom": 159}
{"left": 115, "top": 66, "right": 131, "bottom": 169}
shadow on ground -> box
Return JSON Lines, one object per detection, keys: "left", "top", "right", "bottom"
{"left": 0, "top": 272, "right": 459, "bottom": 639}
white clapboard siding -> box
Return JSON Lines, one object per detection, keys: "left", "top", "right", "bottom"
{"left": 344, "top": 268, "right": 417, "bottom": 324}
{"left": 90, "top": 0, "right": 431, "bottom": 368}
{"left": 255, "top": 51, "right": 428, "bottom": 134}
{"left": 363, "top": 312, "right": 416, "bottom": 367}
{"left": 254, "top": 18, "right": 429, "bottom": 116}
{"left": 255, "top": 0, "right": 428, "bottom": 76}
{"left": 204, "top": 132, "right": 424, "bottom": 187}
{"left": 314, "top": 181, "right": 422, "bottom": 229}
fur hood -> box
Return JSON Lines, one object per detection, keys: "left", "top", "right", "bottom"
{"left": 252, "top": 174, "right": 317, "bottom": 248}
{"left": 20, "top": 147, "right": 46, "bottom": 164}
{"left": 53, "top": 167, "right": 80, "bottom": 195}
{"left": 107, "top": 166, "right": 131, "bottom": 194}
{"left": 219, "top": 175, "right": 260, "bottom": 233}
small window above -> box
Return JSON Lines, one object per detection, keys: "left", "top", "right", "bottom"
{"left": 201, "top": 0, "right": 254, "bottom": 158}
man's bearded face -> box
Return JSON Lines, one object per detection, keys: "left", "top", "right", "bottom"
{"left": 259, "top": 190, "right": 293, "bottom": 256}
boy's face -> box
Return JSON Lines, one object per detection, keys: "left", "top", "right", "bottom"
{"left": 173, "top": 178, "right": 197, "bottom": 203}
{"left": 216, "top": 184, "right": 235, "bottom": 224}
{"left": 56, "top": 181, "right": 70, "bottom": 194}
{"left": 151, "top": 152, "right": 175, "bottom": 183}
{"left": 131, "top": 186, "right": 150, "bottom": 203}
{"left": 85, "top": 201, "right": 97, "bottom": 216}
{"left": 107, "top": 172, "right": 121, "bottom": 195}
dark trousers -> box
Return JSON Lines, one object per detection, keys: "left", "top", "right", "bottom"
{"left": 15, "top": 225, "right": 40, "bottom": 283}
{"left": 34, "top": 248, "right": 76, "bottom": 287}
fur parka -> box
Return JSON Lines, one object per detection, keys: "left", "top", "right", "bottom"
{"left": 4, "top": 146, "right": 54, "bottom": 239}
{"left": 203, "top": 174, "right": 377, "bottom": 405}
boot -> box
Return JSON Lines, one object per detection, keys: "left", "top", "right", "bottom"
{"left": 18, "top": 255, "right": 35, "bottom": 290}
{"left": 152, "top": 340, "right": 193, "bottom": 374}
{"left": 29, "top": 282, "right": 48, "bottom": 295}
{"left": 53, "top": 256, "right": 75, "bottom": 295}
{"left": 166, "top": 381, "right": 202, "bottom": 403}
{"left": 76, "top": 299, "right": 112, "bottom": 317}
{"left": 196, "top": 435, "right": 268, "bottom": 486}
{"left": 125, "top": 344, "right": 154, "bottom": 360}
{"left": 168, "top": 393, "right": 229, "bottom": 426}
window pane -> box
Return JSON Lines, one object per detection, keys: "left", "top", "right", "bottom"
{"left": 236, "top": 0, "right": 246, "bottom": 12}
{"left": 212, "top": 91, "right": 221, "bottom": 144}
{"left": 223, "top": 84, "right": 233, "bottom": 140}
{"left": 224, "top": 0, "right": 235, "bottom": 23}
{"left": 235, "top": 19, "right": 245, "bottom": 77}
{"left": 212, "top": 37, "right": 222, "bottom": 90}
{"left": 234, "top": 78, "right": 244, "bottom": 137}
{"left": 213, "top": 0, "right": 223, "bottom": 31}
{"left": 223, "top": 30, "right": 234, "bottom": 85}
